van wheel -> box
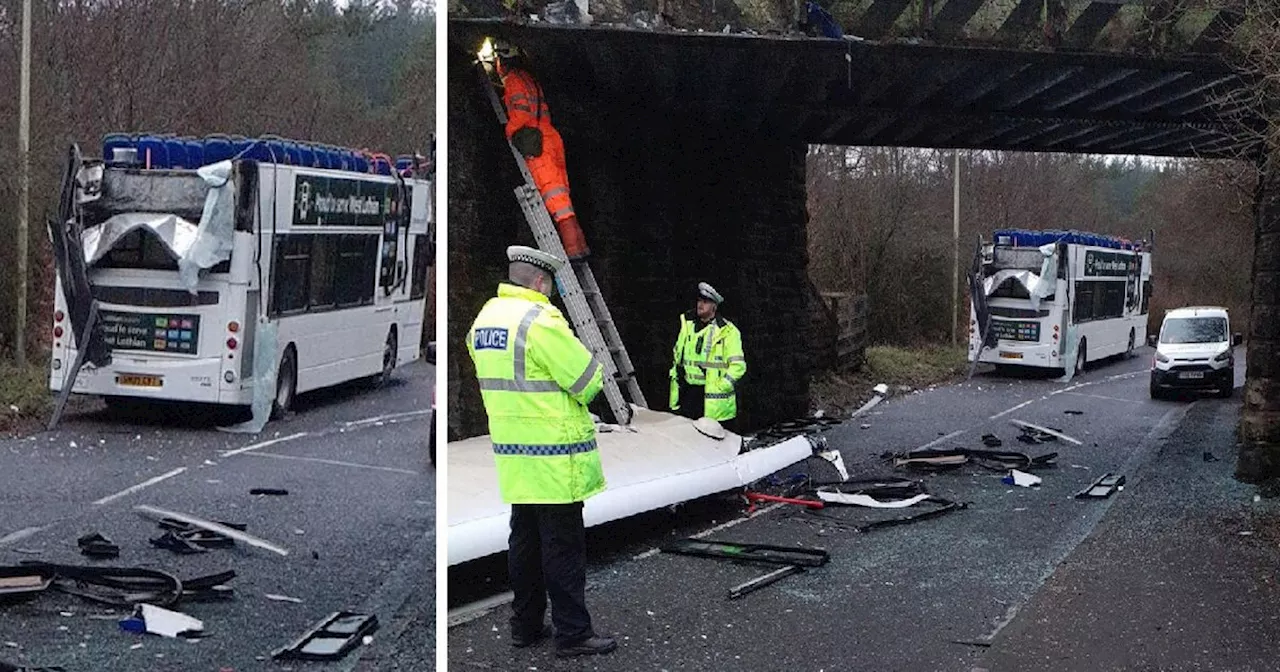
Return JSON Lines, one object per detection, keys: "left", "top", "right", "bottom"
{"left": 272, "top": 346, "right": 297, "bottom": 420}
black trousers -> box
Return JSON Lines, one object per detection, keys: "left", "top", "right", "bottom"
{"left": 676, "top": 379, "right": 738, "bottom": 434}
{"left": 509, "top": 502, "right": 594, "bottom": 647}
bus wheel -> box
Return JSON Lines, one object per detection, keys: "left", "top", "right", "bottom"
{"left": 378, "top": 330, "right": 398, "bottom": 388}
{"left": 1074, "top": 339, "right": 1087, "bottom": 375}
{"left": 272, "top": 346, "right": 297, "bottom": 420}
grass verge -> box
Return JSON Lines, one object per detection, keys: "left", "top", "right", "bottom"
{"left": 810, "top": 344, "right": 968, "bottom": 417}
{"left": 0, "top": 361, "right": 53, "bottom": 433}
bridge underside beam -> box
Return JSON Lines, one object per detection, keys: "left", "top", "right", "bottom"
{"left": 452, "top": 21, "right": 1260, "bottom": 159}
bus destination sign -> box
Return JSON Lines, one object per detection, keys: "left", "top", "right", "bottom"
{"left": 100, "top": 311, "right": 200, "bottom": 353}
{"left": 1084, "top": 250, "right": 1139, "bottom": 277}
{"left": 294, "top": 175, "right": 397, "bottom": 227}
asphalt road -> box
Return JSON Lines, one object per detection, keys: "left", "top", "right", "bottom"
{"left": 0, "top": 361, "right": 435, "bottom": 672}
{"left": 447, "top": 346, "right": 1258, "bottom": 671}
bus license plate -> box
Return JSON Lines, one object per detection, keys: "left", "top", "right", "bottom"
{"left": 117, "top": 374, "right": 163, "bottom": 388}
{"left": 1178, "top": 371, "right": 1205, "bottom": 380}
{"left": 999, "top": 351, "right": 1023, "bottom": 360}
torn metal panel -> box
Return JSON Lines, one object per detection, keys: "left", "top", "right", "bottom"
{"left": 79, "top": 161, "right": 237, "bottom": 294}
{"left": 983, "top": 243, "right": 1058, "bottom": 310}
{"left": 447, "top": 407, "right": 815, "bottom": 565}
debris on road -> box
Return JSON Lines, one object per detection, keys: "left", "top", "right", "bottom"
{"left": 1075, "top": 473, "right": 1126, "bottom": 499}
{"left": 1203, "top": 451, "right": 1220, "bottom": 462}
{"left": 0, "top": 566, "right": 54, "bottom": 599}
{"left": 1003, "top": 469, "right": 1042, "bottom": 487}
{"left": 1064, "top": 410, "right": 1084, "bottom": 416}
{"left": 134, "top": 505, "right": 289, "bottom": 557}
{"left": 123, "top": 604, "right": 205, "bottom": 638}
{"left": 149, "top": 531, "right": 208, "bottom": 555}
{"left": 265, "top": 593, "right": 304, "bottom": 604}
{"left": 1010, "top": 420, "right": 1083, "bottom": 445}
{"left": 743, "top": 492, "right": 824, "bottom": 514}
{"left": 76, "top": 533, "right": 120, "bottom": 559}
{"left": 0, "top": 659, "right": 66, "bottom": 672}
{"left": 885, "top": 448, "right": 1057, "bottom": 473}
{"left": 981, "top": 434, "right": 1003, "bottom": 447}
{"left": 662, "top": 539, "right": 829, "bottom": 567}
{"left": 272, "top": 611, "right": 379, "bottom": 662}
{"left": 728, "top": 565, "right": 804, "bottom": 599}
{"left": 250, "top": 488, "right": 289, "bottom": 496}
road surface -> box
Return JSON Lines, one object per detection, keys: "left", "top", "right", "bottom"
{"left": 447, "top": 346, "right": 1278, "bottom": 671}
{"left": 0, "top": 361, "right": 435, "bottom": 671}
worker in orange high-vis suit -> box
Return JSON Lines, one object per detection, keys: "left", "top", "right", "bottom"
{"left": 491, "top": 41, "right": 590, "bottom": 260}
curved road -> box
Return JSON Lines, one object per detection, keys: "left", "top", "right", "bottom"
{"left": 448, "top": 346, "right": 1274, "bottom": 671}
{"left": 0, "top": 361, "right": 435, "bottom": 671}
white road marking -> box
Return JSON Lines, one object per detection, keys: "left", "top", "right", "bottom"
{"left": 917, "top": 430, "right": 966, "bottom": 451}
{"left": 448, "top": 591, "right": 515, "bottom": 627}
{"left": 0, "top": 526, "right": 45, "bottom": 546}
{"left": 1064, "top": 392, "right": 1141, "bottom": 404}
{"left": 343, "top": 409, "right": 432, "bottom": 428}
{"left": 221, "top": 432, "right": 308, "bottom": 457}
{"left": 244, "top": 451, "right": 419, "bottom": 476}
{"left": 1009, "top": 420, "right": 1083, "bottom": 445}
{"left": 92, "top": 467, "right": 187, "bottom": 505}
{"left": 633, "top": 502, "right": 788, "bottom": 561}
{"left": 990, "top": 399, "right": 1036, "bottom": 420}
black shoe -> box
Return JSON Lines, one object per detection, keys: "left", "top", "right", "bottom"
{"left": 511, "top": 624, "right": 551, "bottom": 648}
{"left": 556, "top": 636, "right": 617, "bottom": 658}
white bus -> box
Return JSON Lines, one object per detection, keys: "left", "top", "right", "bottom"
{"left": 968, "top": 229, "right": 1152, "bottom": 375}
{"left": 48, "top": 134, "right": 434, "bottom": 419}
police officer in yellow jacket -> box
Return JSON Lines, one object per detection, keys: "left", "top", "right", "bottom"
{"left": 467, "top": 245, "right": 618, "bottom": 658}
{"left": 669, "top": 282, "right": 747, "bottom": 433}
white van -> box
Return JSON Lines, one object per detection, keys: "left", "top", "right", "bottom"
{"left": 1149, "top": 306, "right": 1241, "bottom": 399}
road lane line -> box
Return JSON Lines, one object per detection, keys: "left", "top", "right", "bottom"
{"left": 990, "top": 399, "right": 1036, "bottom": 420}
{"left": 343, "top": 409, "right": 432, "bottom": 428}
{"left": 633, "top": 502, "right": 788, "bottom": 561}
{"left": 0, "top": 526, "right": 45, "bottom": 546}
{"left": 221, "top": 432, "right": 308, "bottom": 457}
{"left": 245, "top": 451, "right": 420, "bottom": 476}
{"left": 1064, "top": 392, "right": 1142, "bottom": 404}
{"left": 92, "top": 467, "right": 187, "bottom": 505}
{"left": 917, "top": 429, "right": 966, "bottom": 451}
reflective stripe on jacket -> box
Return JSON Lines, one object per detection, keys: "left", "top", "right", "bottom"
{"left": 468, "top": 283, "right": 606, "bottom": 504}
{"left": 668, "top": 312, "right": 746, "bottom": 421}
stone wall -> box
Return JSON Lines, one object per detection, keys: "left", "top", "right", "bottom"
{"left": 448, "top": 45, "right": 812, "bottom": 440}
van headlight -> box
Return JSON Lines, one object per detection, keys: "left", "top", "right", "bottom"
{"left": 1214, "top": 350, "right": 1232, "bottom": 362}
{"left": 1155, "top": 352, "right": 1170, "bottom": 364}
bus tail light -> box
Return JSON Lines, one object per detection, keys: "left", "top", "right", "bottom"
{"left": 226, "top": 337, "right": 238, "bottom": 350}
{"left": 228, "top": 321, "right": 240, "bottom": 333}
{"left": 55, "top": 310, "right": 64, "bottom": 323}
{"left": 53, "top": 326, "right": 63, "bottom": 338}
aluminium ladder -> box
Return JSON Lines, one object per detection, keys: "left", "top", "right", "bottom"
{"left": 479, "top": 64, "right": 647, "bottom": 425}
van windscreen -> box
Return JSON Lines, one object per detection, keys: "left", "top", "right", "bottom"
{"left": 1161, "top": 317, "right": 1226, "bottom": 344}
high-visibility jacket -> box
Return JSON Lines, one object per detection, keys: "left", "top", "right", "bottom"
{"left": 499, "top": 66, "right": 576, "bottom": 225}
{"left": 668, "top": 312, "right": 746, "bottom": 421}
{"left": 468, "top": 283, "right": 606, "bottom": 504}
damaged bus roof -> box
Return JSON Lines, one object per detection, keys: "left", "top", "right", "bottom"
{"left": 447, "top": 408, "right": 815, "bottom": 566}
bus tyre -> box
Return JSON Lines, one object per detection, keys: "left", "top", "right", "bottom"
{"left": 272, "top": 347, "right": 297, "bottom": 420}
{"left": 377, "top": 330, "right": 398, "bottom": 388}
